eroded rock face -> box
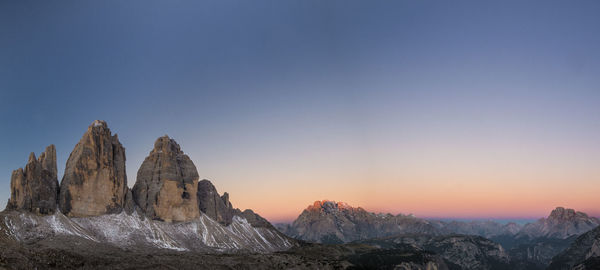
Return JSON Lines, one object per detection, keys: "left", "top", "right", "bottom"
{"left": 59, "top": 120, "right": 128, "bottom": 217}
{"left": 197, "top": 179, "right": 235, "bottom": 225}
{"left": 6, "top": 145, "right": 59, "bottom": 215}
{"left": 132, "top": 136, "right": 199, "bottom": 222}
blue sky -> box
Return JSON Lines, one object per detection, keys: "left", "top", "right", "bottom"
{"left": 1, "top": 1, "right": 600, "bottom": 222}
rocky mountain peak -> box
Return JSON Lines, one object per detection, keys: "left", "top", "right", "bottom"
{"left": 59, "top": 120, "right": 128, "bottom": 217}
{"left": 6, "top": 145, "right": 59, "bottom": 215}
{"left": 307, "top": 200, "right": 356, "bottom": 213}
{"left": 132, "top": 136, "right": 200, "bottom": 222}
{"left": 90, "top": 119, "right": 108, "bottom": 129}
{"left": 518, "top": 207, "right": 600, "bottom": 239}
{"left": 152, "top": 135, "right": 182, "bottom": 155}
{"left": 548, "top": 207, "right": 587, "bottom": 221}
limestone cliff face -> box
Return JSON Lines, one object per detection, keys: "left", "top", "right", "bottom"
{"left": 132, "top": 136, "right": 200, "bottom": 222}
{"left": 59, "top": 120, "right": 128, "bottom": 217}
{"left": 6, "top": 145, "right": 59, "bottom": 215}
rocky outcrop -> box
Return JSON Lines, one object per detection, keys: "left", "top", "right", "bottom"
{"left": 6, "top": 145, "right": 59, "bottom": 215}
{"left": 132, "top": 136, "right": 200, "bottom": 222}
{"left": 197, "top": 179, "right": 235, "bottom": 225}
{"left": 198, "top": 179, "right": 276, "bottom": 230}
{"left": 59, "top": 120, "right": 128, "bottom": 217}
{"left": 197, "top": 179, "right": 275, "bottom": 228}
{"left": 358, "top": 234, "right": 511, "bottom": 270}
{"left": 548, "top": 226, "right": 600, "bottom": 270}
{"left": 518, "top": 207, "right": 600, "bottom": 239}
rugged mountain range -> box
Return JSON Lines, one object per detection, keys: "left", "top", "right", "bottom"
{"left": 278, "top": 200, "right": 599, "bottom": 247}
{"left": 1, "top": 120, "right": 294, "bottom": 254}
{"left": 277, "top": 200, "right": 524, "bottom": 244}
{"left": 277, "top": 200, "right": 440, "bottom": 243}
{"left": 517, "top": 207, "right": 600, "bottom": 240}
{"left": 498, "top": 207, "right": 600, "bottom": 268}
{"left": 277, "top": 200, "right": 600, "bottom": 268}
{"left": 3, "top": 121, "right": 600, "bottom": 269}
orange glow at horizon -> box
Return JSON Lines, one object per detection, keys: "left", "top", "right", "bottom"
{"left": 197, "top": 139, "right": 600, "bottom": 223}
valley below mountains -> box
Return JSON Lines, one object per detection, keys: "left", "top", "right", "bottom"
{"left": 1, "top": 121, "right": 600, "bottom": 269}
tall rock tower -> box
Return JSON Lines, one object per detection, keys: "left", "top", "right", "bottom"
{"left": 6, "top": 145, "right": 59, "bottom": 215}
{"left": 59, "top": 120, "right": 128, "bottom": 217}
{"left": 132, "top": 136, "right": 200, "bottom": 222}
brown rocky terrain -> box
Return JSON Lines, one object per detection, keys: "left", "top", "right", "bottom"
{"left": 132, "top": 136, "right": 200, "bottom": 222}
{"left": 5, "top": 145, "right": 59, "bottom": 215}
{"left": 58, "top": 120, "right": 128, "bottom": 217}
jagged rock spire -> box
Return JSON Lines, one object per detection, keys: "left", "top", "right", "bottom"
{"left": 197, "top": 179, "right": 235, "bottom": 225}
{"left": 6, "top": 145, "right": 59, "bottom": 215}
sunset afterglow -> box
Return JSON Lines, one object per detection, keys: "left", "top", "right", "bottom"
{"left": 1, "top": 1, "right": 599, "bottom": 224}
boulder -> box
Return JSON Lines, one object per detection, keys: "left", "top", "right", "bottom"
{"left": 6, "top": 145, "right": 59, "bottom": 215}
{"left": 59, "top": 120, "right": 128, "bottom": 217}
{"left": 132, "top": 136, "right": 200, "bottom": 222}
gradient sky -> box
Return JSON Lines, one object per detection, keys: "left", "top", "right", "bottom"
{"left": 1, "top": 1, "right": 600, "bottom": 223}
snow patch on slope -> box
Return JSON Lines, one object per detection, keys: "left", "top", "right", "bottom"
{"left": 1, "top": 210, "right": 295, "bottom": 253}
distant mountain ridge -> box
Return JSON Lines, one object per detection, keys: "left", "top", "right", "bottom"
{"left": 517, "top": 207, "right": 600, "bottom": 240}
{"left": 278, "top": 200, "right": 599, "bottom": 245}
{"left": 277, "top": 200, "right": 441, "bottom": 243}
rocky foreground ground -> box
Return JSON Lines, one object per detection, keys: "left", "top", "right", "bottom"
{"left": 1, "top": 234, "right": 454, "bottom": 270}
